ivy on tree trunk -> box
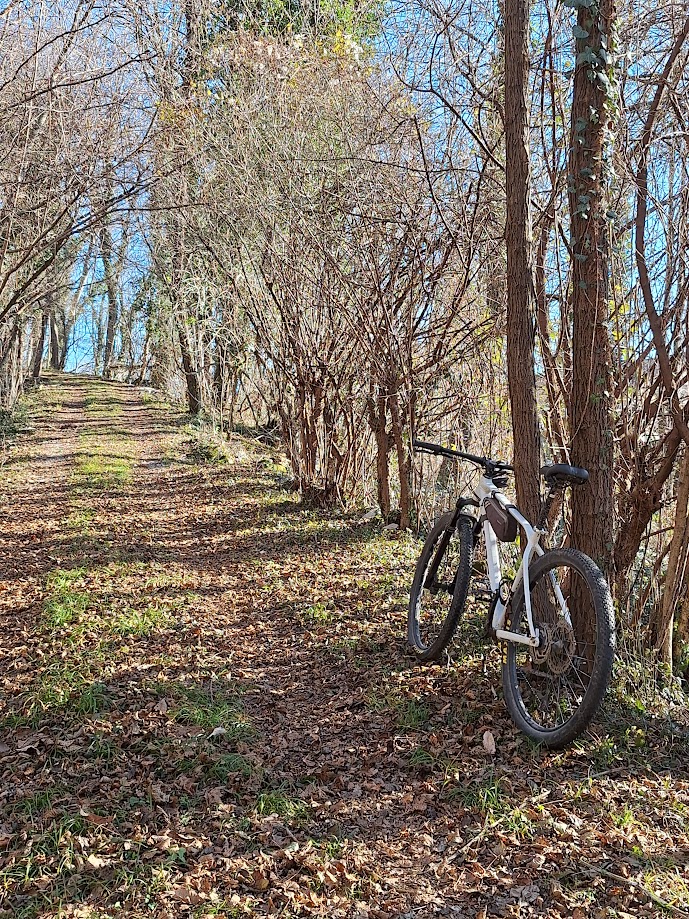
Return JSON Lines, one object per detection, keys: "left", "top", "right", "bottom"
{"left": 567, "top": 0, "right": 618, "bottom": 577}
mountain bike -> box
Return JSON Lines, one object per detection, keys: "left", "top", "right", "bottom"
{"left": 407, "top": 439, "right": 615, "bottom": 748}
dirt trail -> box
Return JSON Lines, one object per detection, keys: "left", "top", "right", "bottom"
{"left": 0, "top": 374, "right": 688, "bottom": 919}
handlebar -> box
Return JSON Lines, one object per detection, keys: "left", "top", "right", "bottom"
{"left": 412, "top": 439, "right": 514, "bottom": 474}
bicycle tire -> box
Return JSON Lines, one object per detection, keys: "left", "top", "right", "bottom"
{"left": 502, "top": 548, "right": 615, "bottom": 748}
{"left": 407, "top": 512, "right": 473, "bottom": 662}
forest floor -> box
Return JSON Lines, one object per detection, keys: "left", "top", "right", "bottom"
{"left": 1, "top": 374, "right": 689, "bottom": 919}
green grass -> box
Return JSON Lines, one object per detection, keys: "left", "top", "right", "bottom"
{"left": 66, "top": 507, "right": 96, "bottom": 532}
{"left": 74, "top": 396, "right": 135, "bottom": 488}
{"left": 364, "top": 685, "right": 399, "bottom": 712}
{"left": 0, "top": 812, "right": 168, "bottom": 916}
{"left": 16, "top": 665, "right": 109, "bottom": 724}
{"left": 183, "top": 420, "right": 240, "bottom": 466}
{"left": 0, "top": 401, "right": 32, "bottom": 439}
{"left": 84, "top": 390, "right": 123, "bottom": 419}
{"left": 502, "top": 807, "right": 537, "bottom": 839}
{"left": 643, "top": 867, "right": 689, "bottom": 911}
{"left": 397, "top": 699, "right": 430, "bottom": 730}
{"left": 76, "top": 451, "right": 132, "bottom": 489}
{"left": 208, "top": 753, "right": 253, "bottom": 780}
{"left": 86, "top": 734, "right": 117, "bottom": 762}
{"left": 109, "top": 604, "right": 171, "bottom": 636}
{"left": 407, "top": 747, "right": 436, "bottom": 769}
{"left": 364, "top": 687, "right": 431, "bottom": 731}
{"left": 14, "top": 787, "right": 62, "bottom": 819}
{"left": 41, "top": 562, "right": 192, "bottom": 646}
{"left": 255, "top": 791, "right": 310, "bottom": 824}
{"left": 445, "top": 775, "right": 503, "bottom": 812}
{"left": 42, "top": 568, "right": 90, "bottom": 630}
{"left": 301, "top": 601, "right": 334, "bottom": 624}
{"left": 169, "top": 684, "right": 252, "bottom": 738}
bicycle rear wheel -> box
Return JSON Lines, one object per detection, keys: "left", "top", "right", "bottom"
{"left": 502, "top": 548, "right": 615, "bottom": 747}
{"left": 407, "top": 513, "right": 473, "bottom": 662}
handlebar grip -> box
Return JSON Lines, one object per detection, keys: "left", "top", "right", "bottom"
{"left": 412, "top": 439, "right": 440, "bottom": 454}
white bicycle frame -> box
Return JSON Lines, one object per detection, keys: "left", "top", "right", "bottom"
{"left": 473, "top": 474, "right": 570, "bottom": 648}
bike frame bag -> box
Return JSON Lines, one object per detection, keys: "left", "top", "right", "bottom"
{"left": 484, "top": 498, "right": 518, "bottom": 542}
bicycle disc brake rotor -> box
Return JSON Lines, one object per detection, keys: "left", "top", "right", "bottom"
{"left": 531, "top": 620, "right": 577, "bottom": 675}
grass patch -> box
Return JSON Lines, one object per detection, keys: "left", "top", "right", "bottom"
{"left": 14, "top": 787, "right": 63, "bottom": 819}
{"left": 66, "top": 507, "right": 97, "bottom": 532}
{"left": 300, "top": 601, "right": 334, "bottom": 625}
{"left": 41, "top": 563, "right": 192, "bottom": 644}
{"left": 86, "top": 734, "right": 117, "bottom": 762}
{"left": 256, "top": 790, "right": 309, "bottom": 824}
{"left": 74, "top": 393, "right": 135, "bottom": 488}
{"left": 397, "top": 699, "right": 431, "bottom": 730}
{"left": 0, "top": 814, "right": 164, "bottom": 915}
{"left": 84, "top": 390, "right": 123, "bottom": 419}
{"left": 407, "top": 747, "right": 436, "bottom": 769}
{"left": 208, "top": 753, "right": 253, "bottom": 780}
{"left": 0, "top": 401, "right": 32, "bottom": 439}
{"left": 184, "top": 422, "right": 235, "bottom": 466}
{"left": 502, "top": 807, "right": 537, "bottom": 839}
{"left": 445, "top": 775, "right": 504, "bottom": 812}
{"left": 42, "top": 594, "right": 87, "bottom": 630}
{"left": 42, "top": 568, "right": 90, "bottom": 630}
{"left": 17, "top": 665, "right": 109, "bottom": 724}
{"left": 109, "top": 603, "right": 172, "bottom": 637}
{"left": 169, "top": 684, "right": 252, "bottom": 738}
{"left": 364, "top": 687, "right": 431, "bottom": 730}
{"left": 643, "top": 867, "right": 689, "bottom": 911}
{"left": 76, "top": 450, "right": 132, "bottom": 489}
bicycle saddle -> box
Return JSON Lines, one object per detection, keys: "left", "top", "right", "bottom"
{"left": 540, "top": 464, "right": 589, "bottom": 487}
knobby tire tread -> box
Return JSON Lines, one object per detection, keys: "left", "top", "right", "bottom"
{"left": 502, "top": 547, "right": 615, "bottom": 748}
{"left": 408, "top": 513, "right": 474, "bottom": 663}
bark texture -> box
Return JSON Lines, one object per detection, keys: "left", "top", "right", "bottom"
{"left": 504, "top": 0, "right": 541, "bottom": 522}
{"left": 568, "top": 0, "right": 617, "bottom": 575}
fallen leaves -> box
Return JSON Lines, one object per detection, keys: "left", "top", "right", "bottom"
{"left": 1, "top": 377, "right": 689, "bottom": 918}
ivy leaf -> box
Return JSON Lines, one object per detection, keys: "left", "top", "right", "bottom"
{"left": 577, "top": 47, "right": 600, "bottom": 67}
{"left": 573, "top": 25, "right": 590, "bottom": 39}
{"left": 596, "top": 72, "right": 612, "bottom": 92}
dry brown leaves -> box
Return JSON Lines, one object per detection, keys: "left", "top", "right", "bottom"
{"left": 0, "top": 375, "right": 688, "bottom": 918}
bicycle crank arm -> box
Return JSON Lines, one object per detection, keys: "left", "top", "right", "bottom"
{"left": 495, "top": 629, "right": 540, "bottom": 648}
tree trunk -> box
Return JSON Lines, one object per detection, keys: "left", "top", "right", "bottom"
{"left": 655, "top": 447, "right": 689, "bottom": 668}
{"left": 389, "top": 390, "right": 411, "bottom": 530}
{"left": 367, "top": 389, "right": 392, "bottom": 522}
{"left": 31, "top": 313, "right": 49, "bottom": 379}
{"left": 177, "top": 318, "right": 202, "bottom": 415}
{"left": 504, "top": 0, "right": 541, "bottom": 523}
{"left": 49, "top": 313, "right": 60, "bottom": 370}
{"left": 100, "top": 224, "right": 119, "bottom": 379}
{"left": 568, "top": 0, "right": 617, "bottom": 577}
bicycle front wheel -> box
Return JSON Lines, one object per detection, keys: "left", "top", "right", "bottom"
{"left": 407, "top": 512, "right": 473, "bottom": 663}
{"left": 502, "top": 548, "right": 615, "bottom": 748}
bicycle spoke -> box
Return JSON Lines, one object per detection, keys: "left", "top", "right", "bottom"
{"left": 504, "top": 551, "right": 614, "bottom": 742}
